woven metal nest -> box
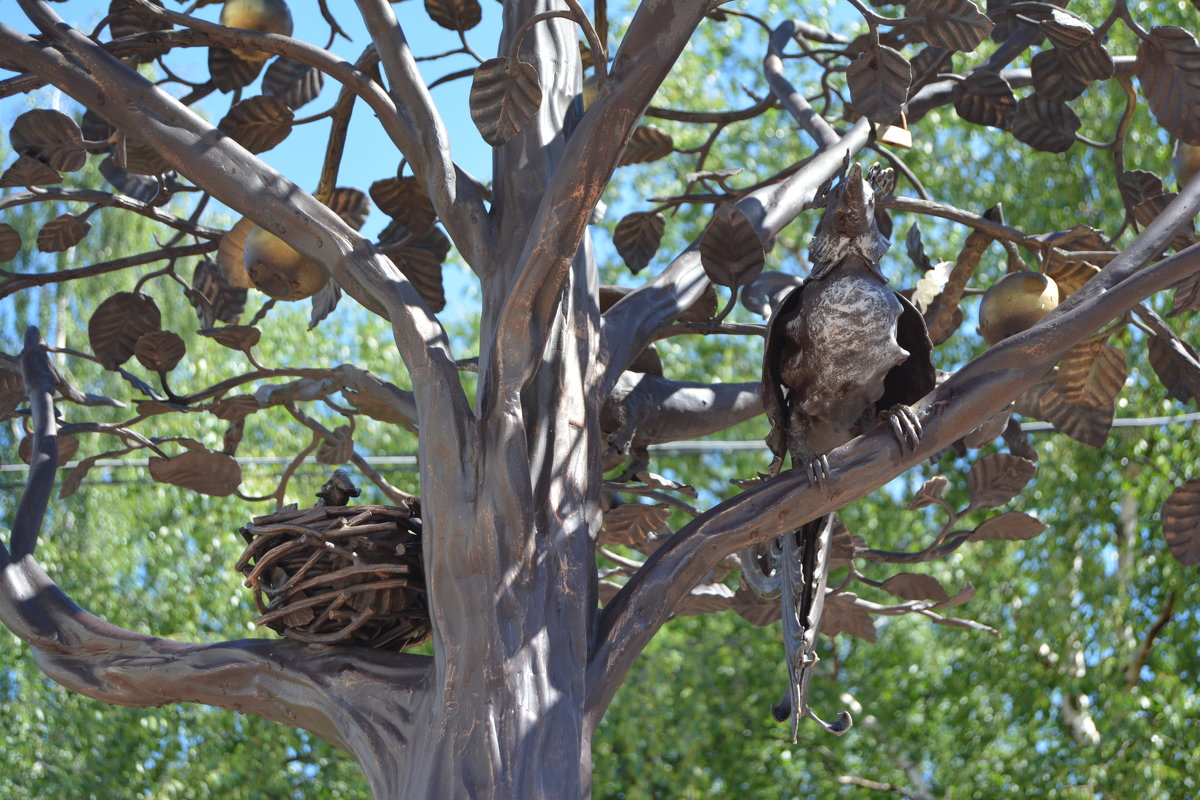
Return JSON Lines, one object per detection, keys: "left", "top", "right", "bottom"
{"left": 236, "top": 480, "right": 428, "bottom": 651}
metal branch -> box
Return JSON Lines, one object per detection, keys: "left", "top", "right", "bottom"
{"left": 585, "top": 182, "right": 1200, "bottom": 723}
{"left": 0, "top": 187, "right": 224, "bottom": 239}
{"left": 354, "top": 0, "right": 495, "bottom": 272}
{"left": 481, "top": 1, "right": 711, "bottom": 411}
{"left": 0, "top": 241, "right": 217, "bottom": 301}
{"left": 5, "top": 329, "right": 57, "bottom": 563}
{"left": 765, "top": 21, "right": 840, "bottom": 148}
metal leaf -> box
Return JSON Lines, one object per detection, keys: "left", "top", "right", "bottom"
{"left": 263, "top": 57, "right": 324, "bottom": 110}
{"left": 1137, "top": 26, "right": 1200, "bottom": 144}
{"left": 880, "top": 573, "right": 950, "bottom": 602}
{"left": 36, "top": 214, "right": 91, "bottom": 253}
{"left": 986, "top": 0, "right": 1023, "bottom": 43}
{"left": 967, "top": 453, "right": 1036, "bottom": 510}
{"left": 370, "top": 177, "right": 437, "bottom": 233}
{"left": 200, "top": 324, "right": 261, "bottom": 352}
{"left": 953, "top": 71, "right": 1015, "bottom": 129}
{"left": 379, "top": 221, "right": 450, "bottom": 313}
{"left": 134, "top": 330, "right": 186, "bottom": 373}
{"left": 424, "top": 0, "right": 481, "bottom": 31}
{"left": 108, "top": 0, "right": 170, "bottom": 41}
{"left": 115, "top": 133, "right": 173, "bottom": 176}
{"left": 327, "top": 187, "right": 370, "bottom": 231}
{"left": 19, "top": 433, "right": 79, "bottom": 466}
{"left": 0, "top": 367, "right": 25, "bottom": 417}
{"left": 317, "top": 425, "right": 354, "bottom": 465}
{"left": 906, "top": 222, "right": 933, "bottom": 272}
{"left": 1010, "top": 96, "right": 1081, "bottom": 152}
{"left": 1030, "top": 49, "right": 1090, "bottom": 102}
{"left": 208, "top": 395, "right": 260, "bottom": 422}
{"left": 1036, "top": 9, "right": 1089, "bottom": 47}
{"left": 847, "top": 46, "right": 911, "bottom": 125}
{"left": 1059, "top": 40, "right": 1115, "bottom": 83}
{"left": 1023, "top": 381, "right": 1112, "bottom": 447}
{"left": 470, "top": 58, "right": 542, "bottom": 147}
{"left": 190, "top": 258, "right": 247, "bottom": 326}
{"left": 821, "top": 593, "right": 877, "bottom": 642}
{"left": 309, "top": 280, "right": 340, "bottom": 329}
{"left": 209, "top": 47, "right": 264, "bottom": 93}
{"left": 601, "top": 503, "right": 670, "bottom": 550}
{"left": 149, "top": 450, "right": 242, "bottom": 497}
{"left": 963, "top": 406, "right": 1013, "bottom": 449}
{"left": 613, "top": 211, "right": 665, "bottom": 274}
{"left": 99, "top": 157, "right": 162, "bottom": 205}
{"left": 0, "top": 154, "right": 62, "bottom": 187}
{"left": 1132, "top": 193, "right": 1198, "bottom": 251}
{"left": 1170, "top": 274, "right": 1200, "bottom": 317}
{"left": 732, "top": 584, "right": 782, "bottom": 626}
{"left": 902, "top": 0, "right": 993, "bottom": 52}
{"left": 1055, "top": 341, "right": 1127, "bottom": 408}
{"left": 218, "top": 96, "right": 294, "bottom": 154}
{"left": 1147, "top": 330, "right": 1200, "bottom": 405}
{"left": 969, "top": 511, "right": 1047, "bottom": 542}
{"left": 1161, "top": 479, "right": 1200, "bottom": 565}
{"left": 618, "top": 126, "right": 674, "bottom": 167}
{"left": 905, "top": 475, "right": 949, "bottom": 510}
{"left": 1118, "top": 169, "right": 1166, "bottom": 207}
{"left": 88, "top": 291, "right": 162, "bottom": 369}
{"left": 10, "top": 109, "right": 86, "bottom": 172}
{"left": 60, "top": 454, "right": 102, "bottom": 499}
{"left": 81, "top": 108, "right": 114, "bottom": 145}
{"left": 699, "top": 204, "right": 765, "bottom": 289}
{"left": 0, "top": 223, "right": 20, "bottom": 261}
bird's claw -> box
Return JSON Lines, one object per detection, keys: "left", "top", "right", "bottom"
{"left": 806, "top": 454, "right": 831, "bottom": 492}
{"left": 885, "top": 404, "right": 922, "bottom": 454}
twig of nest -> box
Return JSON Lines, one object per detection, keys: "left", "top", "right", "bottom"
{"left": 236, "top": 474, "right": 428, "bottom": 650}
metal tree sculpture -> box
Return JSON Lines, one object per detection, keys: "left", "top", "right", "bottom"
{"left": 2, "top": 1, "right": 1200, "bottom": 797}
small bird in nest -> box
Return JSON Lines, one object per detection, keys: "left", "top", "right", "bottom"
{"left": 743, "top": 159, "right": 936, "bottom": 739}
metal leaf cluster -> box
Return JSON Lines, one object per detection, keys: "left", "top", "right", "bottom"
{"left": 87, "top": 291, "right": 163, "bottom": 370}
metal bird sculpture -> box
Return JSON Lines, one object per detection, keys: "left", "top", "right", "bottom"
{"left": 742, "top": 160, "right": 936, "bottom": 739}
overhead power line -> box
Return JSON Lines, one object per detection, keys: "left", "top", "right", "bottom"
{"left": 1, "top": 412, "right": 1198, "bottom": 476}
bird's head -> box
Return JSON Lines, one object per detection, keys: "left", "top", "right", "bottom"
{"left": 808, "top": 161, "right": 894, "bottom": 278}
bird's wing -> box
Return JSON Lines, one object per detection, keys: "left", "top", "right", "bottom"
{"left": 762, "top": 281, "right": 809, "bottom": 461}
{"left": 878, "top": 290, "right": 937, "bottom": 411}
